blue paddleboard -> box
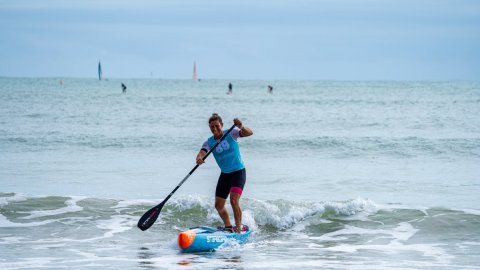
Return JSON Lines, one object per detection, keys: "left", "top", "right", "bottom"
{"left": 178, "top": 226, "right": 251, "bottom": 252}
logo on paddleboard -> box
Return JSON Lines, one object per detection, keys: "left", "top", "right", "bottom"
{"left": 206, "top": 235, "right": 227, "bottom": 243}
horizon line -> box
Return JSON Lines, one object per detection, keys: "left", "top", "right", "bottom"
{"left": 0, "top": 76, "right": 477, "bottom": 82}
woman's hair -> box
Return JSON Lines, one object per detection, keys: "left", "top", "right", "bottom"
{"left": 208, "top": 113, "right": 223, "bottom": 124}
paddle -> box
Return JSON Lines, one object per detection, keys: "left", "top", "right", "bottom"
{"left": 137, "top": 124, "right": 236, "bottom": 231}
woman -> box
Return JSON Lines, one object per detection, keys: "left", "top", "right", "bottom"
{"left": 196, "top": 113, "right": 253, "bottom": 233}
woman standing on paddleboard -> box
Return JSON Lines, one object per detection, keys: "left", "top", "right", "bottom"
{"left": 196, "top": 113, "right": 253, "bottom": 233}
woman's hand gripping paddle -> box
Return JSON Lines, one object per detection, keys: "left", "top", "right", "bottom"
{"left": 137, "top": 125, "right": 236, "bottom": 231}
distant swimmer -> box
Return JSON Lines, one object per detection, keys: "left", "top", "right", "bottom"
{"left": 268, "top": 85, "right": 273, "bottom": 94}
{"left": 227, "top": 83, "right": 233, "bottom": 95}
{"left": 121, "top": 83, "right": 127, "bottom": 94}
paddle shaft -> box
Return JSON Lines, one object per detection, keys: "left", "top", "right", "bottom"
{"left": 138, "top": 124, "right": 236, "bottom": 230}
{"left": 164, "top": 124, "right": 235, "bottom": 200}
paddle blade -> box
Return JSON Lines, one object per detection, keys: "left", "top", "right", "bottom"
{"left": 137, "top": 202, "right": 164, "bottom": 231}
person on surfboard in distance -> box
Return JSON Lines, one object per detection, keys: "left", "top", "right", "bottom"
{"left": 268, "top": 85, "right": 273, "bottom": 94}
{"left": 196, "top": 113, "right": 253, "bottom": 233}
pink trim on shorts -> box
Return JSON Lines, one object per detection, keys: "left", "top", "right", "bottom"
{"left": 230, "top": 187, "right": 243, "bottom": 196}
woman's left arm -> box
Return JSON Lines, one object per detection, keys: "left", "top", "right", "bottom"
{"left": 233, "top": 118, "right": 253, "bottom": 137}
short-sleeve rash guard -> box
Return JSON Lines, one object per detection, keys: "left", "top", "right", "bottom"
{"left": 201, "top": 128, "right": 245, "bottom": 173}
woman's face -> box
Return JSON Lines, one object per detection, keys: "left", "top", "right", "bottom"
{"left": 209, "top": 120, "right": 223, "bottom": 138}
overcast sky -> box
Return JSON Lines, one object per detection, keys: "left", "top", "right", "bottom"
{"left": 0, "top": 0, "right": 479, "bottom": 80}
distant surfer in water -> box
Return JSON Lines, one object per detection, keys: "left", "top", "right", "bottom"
{"left": 268, "top": 85, "right": 273, "bottom": 94}
{"left": 227, "top": 83, "right": 233, "bottom": 95}
{"left": 121, "top": 83, "right": 127, "bottom": 94}
{"left": 196, "top": 113, "right": 253, "bottom": 233}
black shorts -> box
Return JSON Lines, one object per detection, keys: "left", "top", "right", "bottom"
{"left": 215, "top": 168, "right": 246, "bottom": 199}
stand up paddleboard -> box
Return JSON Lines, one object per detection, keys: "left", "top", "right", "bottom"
{"left": 178, "top": 226, "right": 251, "bottom": 252}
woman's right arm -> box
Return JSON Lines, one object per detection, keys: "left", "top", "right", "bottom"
{"left": 196, "top": 149, "right": 207, "bottom": 165}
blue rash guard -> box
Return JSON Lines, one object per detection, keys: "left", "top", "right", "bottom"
{"left": 202, "top": 128, "right": 245, "bottom": 173}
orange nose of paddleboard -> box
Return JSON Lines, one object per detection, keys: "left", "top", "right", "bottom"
{"left": 178, "top": 230, "right": 196, "bottom": 249}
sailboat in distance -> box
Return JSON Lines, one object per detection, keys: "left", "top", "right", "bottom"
{"left": 193, "top": 61, "right": 197, "bottom": 81}
{"left": 98, "top": 61, "right": 103, "bottom": 80}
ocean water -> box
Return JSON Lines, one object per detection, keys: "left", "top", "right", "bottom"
{"left": 1, "top": 78, "right": 479, "bottom": 269}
